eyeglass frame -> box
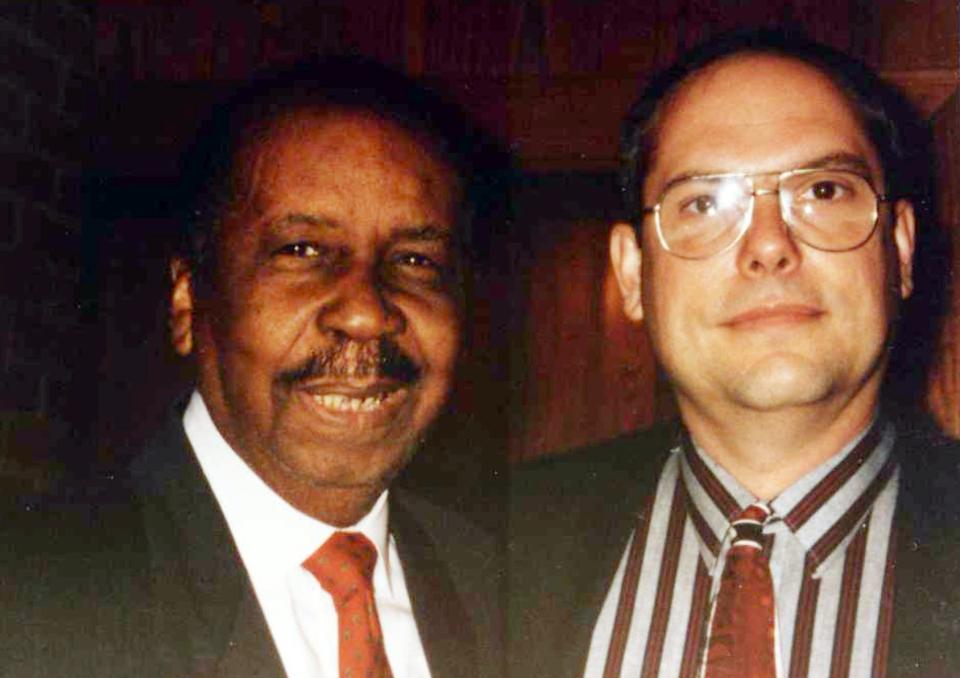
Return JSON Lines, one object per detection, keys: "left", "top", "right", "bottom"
{"left": 639, "top": 167, "right": 892, "bottom": 260}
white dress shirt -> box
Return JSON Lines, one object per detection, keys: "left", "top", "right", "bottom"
{"left": 183, "top": 391, "right": 432, "bottom": 678}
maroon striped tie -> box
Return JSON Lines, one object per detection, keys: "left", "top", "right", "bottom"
{"left": 705, "top": 504, "right": 776, "bottom": 678}
{"left": 303, "top": 532, "right": 394, "bottom": 678}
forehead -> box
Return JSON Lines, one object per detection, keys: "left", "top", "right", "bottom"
{"left": 232, "top": 108, "right": 460, "bottom": 223}
{"left": 646, "top": 55, "right": 881, "bottom": 195}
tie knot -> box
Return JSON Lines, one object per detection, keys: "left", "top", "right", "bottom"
{"left": 303, "top": 532, "right": 378, "bottom": 603}
{"left": 730, "top": 504, "right": 770, "bottom": 548}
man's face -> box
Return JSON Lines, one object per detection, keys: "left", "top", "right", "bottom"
{"left": 172, "top": 110, "right": 461, "bottom": 504}
{"left": 611, "top": 55, "right": 915, "bottom": 423}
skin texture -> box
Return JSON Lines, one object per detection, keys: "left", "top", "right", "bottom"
{"left": 610, "top": 55, "right": 916, "bottom": 499}
{"left": 169, "top": 110, "right": 462, "bottom": 526}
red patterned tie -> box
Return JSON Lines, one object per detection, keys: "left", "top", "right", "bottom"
{"left": 705, "top": 504, "right": 777, "bottom": 678}
{"left": 303, "top": 532, "right": 394, "bottom": 678}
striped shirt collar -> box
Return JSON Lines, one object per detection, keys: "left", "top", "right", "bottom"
{"left": 679, "top": 419, "right": 897, "bottom": 577}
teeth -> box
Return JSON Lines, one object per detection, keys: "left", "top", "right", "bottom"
{"left": 314, "top": 392, "right": 391, "bottom": 412}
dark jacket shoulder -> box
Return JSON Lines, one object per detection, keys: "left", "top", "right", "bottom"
{"left": 511, "top": 421, "right": 678, "bottom": 524}
{"left": 507, "top": 423, "right": 679, "bottom": 678}
{"left": 391, "top": 487, "right": 505, "bottom": 678}
{"left": 885, "top": 418, "right": 960, "bottom": 677}
{"left": 895, "top": 417, "right": 960, "bottom": 528}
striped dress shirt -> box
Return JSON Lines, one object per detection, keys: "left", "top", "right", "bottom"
{"left": 583, "top": 421, "right": 899, "bottom": 678}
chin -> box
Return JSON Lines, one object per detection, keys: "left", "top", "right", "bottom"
{"left": 727, "top": 362, "right": 837, "bottom": 412}
{"left": 281, "top": 443, "right": 402, "bottom": 486}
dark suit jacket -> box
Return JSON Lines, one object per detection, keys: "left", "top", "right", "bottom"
{"left": 508, "top": 420, "right": 960, "bottom": 678}
{"left": 6, "top": 414, "right": 503, "bottom": 678}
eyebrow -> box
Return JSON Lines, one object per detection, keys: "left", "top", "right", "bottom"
{"left": 268, "top": 214, "right": 451, "bottom": 242}
{"left": 661, "top": 152, "right": 877, "bottom": 192}
{"left": 391, "top": 225, "right": 452, "bottom": 243}
{"left": 270, "top": 212, "right": 341, "bottom": 230}
{"left": 799, "top": 152, "right": 874, "bottom": 175}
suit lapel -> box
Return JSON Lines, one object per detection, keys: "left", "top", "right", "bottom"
{"left": 554, "top": 444, "right": 669, "bottom": 678}
{"left": 509, "top": 425, "right": 677, "bottom": 678}
{"left": 213, "top": 584, "right": 287, "bottom": 678}
{"left": 132, "top": 414, "right": 284, "bottom": 676}
{"left": 389, "top": 494, "right": 479, "bottom": 678}
{"left": 886, "top": 426, "right": 960, "bottom": 676}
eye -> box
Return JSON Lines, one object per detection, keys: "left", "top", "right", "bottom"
{"left": 395, "top": 251, "right": 441, "bottom": 272}
{"left": 389, "top": 248, "right": 453, "bottom": 287}
{"left": 269, "top": 241, "right": 345, "bottom": 271}
{"left": 681, "top": 194, "right": 719, "bottom": 216}
{"left": 276, "top": 241, "right": 324, "bottom": 258}
{"left": 806, "top": 181, "right": 846, "bottom": 201}
{"left": 791, "top": 172, "right": 864, "bottom": 203}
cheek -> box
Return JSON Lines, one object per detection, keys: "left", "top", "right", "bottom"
{"left": 401, "top": 296, "right": 461, "bottom": 372}
{"left": 644, "top": 257, "right": 709, "bottom": 339}
{"left": 828, "top": 248, "right": 891, "bottom": 322}
{"left": 210, "top": 290, "right": 313, "bottom": 392}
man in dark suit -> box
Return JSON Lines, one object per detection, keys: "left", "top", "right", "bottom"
{"left": 9, "top": 58, "right": 501, "bottom": 678}
{"left": 510, "top": 32, "right": 960, "bottom": 678}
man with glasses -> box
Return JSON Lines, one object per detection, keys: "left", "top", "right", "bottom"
{"left": 509, "top": 31, "right": 960, "bottom": 678}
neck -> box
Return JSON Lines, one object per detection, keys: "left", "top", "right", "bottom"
{"left": 677, "top": 392, "right": 878, "bottom": 501}
{"left": 281, "top": 483, "right": 385, "bottom": 527}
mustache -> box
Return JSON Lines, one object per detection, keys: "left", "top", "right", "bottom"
{"left": 277, "top": 337, "right": 421, "bottom": 387}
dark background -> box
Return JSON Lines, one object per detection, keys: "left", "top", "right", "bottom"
{"left": 1, "top": 1, "right": 957, "bottom": 512}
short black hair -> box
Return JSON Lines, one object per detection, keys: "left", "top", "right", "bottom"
{"left": 177, "top": 54, "right": 493, "bottom": 283}
{"left": 619, "top": 28, "right": 924, "bottom": 226}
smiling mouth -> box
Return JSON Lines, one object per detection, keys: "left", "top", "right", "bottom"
{"left": 310, "top": 389, "right": 404, "bottom": 413}
{"left": 295, "top": 380, "right": 411, "bottom": 422}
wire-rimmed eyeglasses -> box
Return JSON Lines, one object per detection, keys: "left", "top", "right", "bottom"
{"left": 641, "top": 168, "right": 889, "bottom": 260}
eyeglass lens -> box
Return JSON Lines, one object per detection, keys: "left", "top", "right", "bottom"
{"left": 658, "top": 170, "right": 879, "bottom": 259}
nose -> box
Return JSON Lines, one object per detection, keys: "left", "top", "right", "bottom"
{"left": 735, "top": 190, "right": 802, "bottom": 276}
{"left": 317, "top": 268, "right": 405, "bottom": 341}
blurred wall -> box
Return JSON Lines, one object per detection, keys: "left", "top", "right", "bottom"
{"left": 1, "top": 2, "right": 957, "bottom": 497}
{"left": 1, "top": 1, "right": 95, "bottom": 497}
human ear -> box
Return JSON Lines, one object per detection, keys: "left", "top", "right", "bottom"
{"left": 610, "top": 222, "right": 644, "bottom": 322}
{"left": 169, "top": 257, "right": 195, "bottom": 356}
{"left": 892, "top": 199, "right": 916, "bottom": 299}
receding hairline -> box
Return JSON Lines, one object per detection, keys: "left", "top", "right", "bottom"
{"left": 230, "top": 103, "right": 464, "bottom": 190}
{"left": 643, "top": 52, "right": 878, "bottom": 191}
{"left": 207, "top": 104, "right": 466, "bottom": 251}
